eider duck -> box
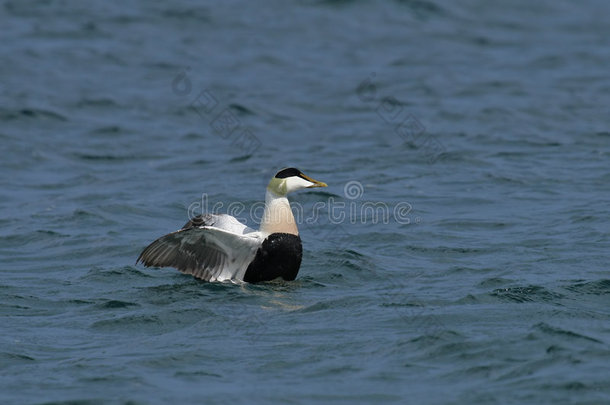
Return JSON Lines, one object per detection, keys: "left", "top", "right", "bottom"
{"left": 137, "top": 168, "right": 327, "bottom": 283}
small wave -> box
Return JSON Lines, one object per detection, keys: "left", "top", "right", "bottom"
{"left": 395, "top": 0, "right": 446, "bottom": 16}
{"left": 477, "top": 277, "right": 515, "bottom": 288}
{"left": 72, "top": 153, "right": 142, "bottom": 162}
{"left": 75, "top": 98, "right": 119, "bottom": 108}
{"left": 564, "top": 279, "right": 610, "bottom": 296}
{"left": 490, "top": 285, "right": 564, "bottom": 303}
{"left": 0, "top": 107, "right": 67, "bottom": 122}
{"left": 96, "top": 300, "right": 140, "bottom": 309}
{"left": 533, "top": 322, "right": 603, "bottom": 344}
{"left": 89, "top": 125, "right": 125, "bottom": 135}
{"left": 0, "top": 230, "right": 70, "bottom": 248}
{"left": 297, "top": 296, "right": 366, "bottom": 313}
{"left": 407, "top": 244, "right": 490, "bottom": 255}
{"left": 228, "top": 103, "right": 255, "bottom": 116}
{"left": 438, "top": 219, "right": 510, "bottom": 230}
{"left": 90, "top": 314, "right": 161, "bottom": 331}
{"left": 161, "top": 7, "right": 211, "bottom": 22}
{"left": 229, "top": 154, "right": 254, "bottom": 162}
{"left": 0, "top": 352, "right": 36, "bottom": 363}
{"left": 81, "top": 266, "right": 153, "bottom": 282}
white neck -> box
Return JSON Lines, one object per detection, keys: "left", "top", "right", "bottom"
{"left": 259, "top": 189, "right": 299, "bottom": 236}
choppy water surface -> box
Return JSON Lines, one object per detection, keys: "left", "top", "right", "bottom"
{"left": 1, "top": 1, "right": 609, "bottom": 404}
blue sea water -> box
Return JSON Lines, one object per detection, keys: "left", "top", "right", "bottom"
{"left": 1, "top": 0, "right": 609, "bottom": 404}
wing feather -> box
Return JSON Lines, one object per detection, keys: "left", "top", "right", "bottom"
{"left": 137, "top": 225, "right": 262, "bottom": 282}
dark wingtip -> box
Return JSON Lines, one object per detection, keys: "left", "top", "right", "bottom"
{"left": 135, "top": 245, "right": 151, "bottom": 267}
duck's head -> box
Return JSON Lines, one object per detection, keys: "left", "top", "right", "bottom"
{"left": 267, "top": 167, "right": 327, "bottom": 196}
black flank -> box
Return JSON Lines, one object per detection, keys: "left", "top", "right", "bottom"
{"left": 244, "top": 233, "right": 303, "bottom": 282}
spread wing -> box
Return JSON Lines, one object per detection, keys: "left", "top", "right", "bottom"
{"left": 137, "top": 224, "right": 263, "bottom": 282}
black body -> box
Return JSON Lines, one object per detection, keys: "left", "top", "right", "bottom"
{"left": 243, "top": 233, "right": 303, "bottom": 283}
